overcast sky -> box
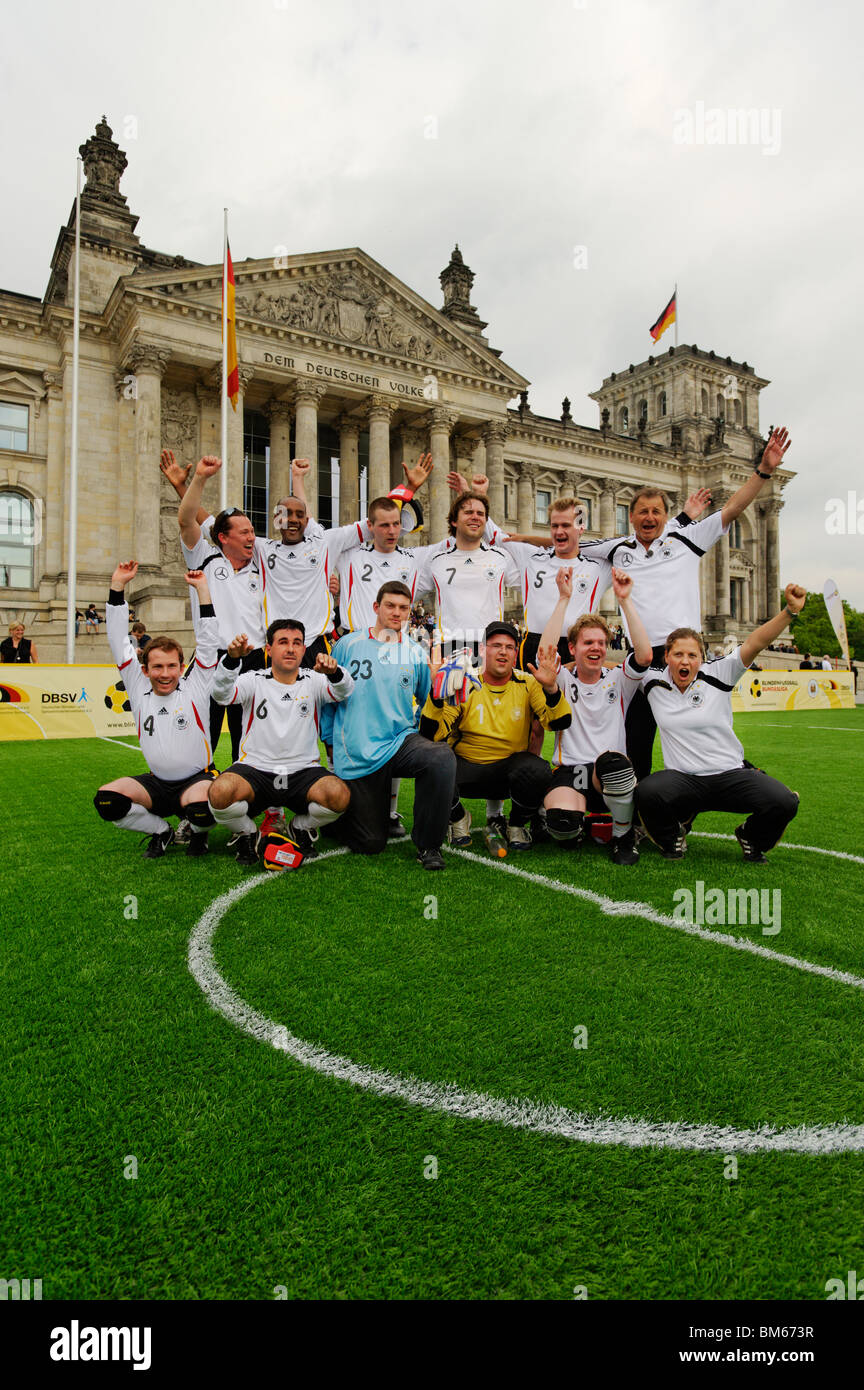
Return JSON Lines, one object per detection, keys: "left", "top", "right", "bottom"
{"left": 3, "top": 0, "right": 862, "bottom": 604}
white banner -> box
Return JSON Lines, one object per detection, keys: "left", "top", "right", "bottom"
{"left": 823, "top": 578, "right": 851, "bottom": 664}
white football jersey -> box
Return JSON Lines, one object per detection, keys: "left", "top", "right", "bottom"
{"left": 212, "top": 661, "right": 353, "bottom": 773}
{"left": 581, "top": 512, "right": 727, "bottom": 647}
{"left": 503, "top": 543, "right": 613, "bottom": 635}
{"left": 414, "top": 540, "right": 520, "bottom": 646}
{"left": 336, "top": 544, "right": 418, "bottom": 631}
{"left": 106, "top": 595, "right": 217, "bottom": 779}
{"left": 626, "top": 648, "right": 748, "bottom": 774}
{"left": 258, "top": 522, "right": 363, "bottom": 641}
{"left": 552, "top": 663, "right": 641, "bottom": 767}
{"left": 181, "top": 534, "right": 265, "bottom": 649}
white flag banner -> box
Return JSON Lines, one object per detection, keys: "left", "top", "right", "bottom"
{"left": 823, "top": 578, "right": 850, "bottom": 664}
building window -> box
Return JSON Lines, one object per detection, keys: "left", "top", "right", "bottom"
{"left": 730, "top": 578, "right": 742, "bottom": 620}
{"left": 659, "top": 390, "right": 667, "bottom": 417}
{"left": 701, "top": 388, "right": 709, "bottom": 415}
{"left": 616, "top": 502, "right": 630, "bottom": 535}
{"left": 0, "top": 490, "right": 36, "bottom": 588}
{"left": 733, "top": 398, "right": 742, "bottom": 425}
{"left": 536, "top": 489, "right": 552, "bottom": 525}
{"left": 580, "top": 498, "right": 593, "bottom": 531}
{"left": 730, "top": 519, "right": 742, "bottom": 549}
{"left": 504, "top": 483, "right": 511, "bottom": 518}
{"left": 0, "top": 402, "right": 28, "bottom": 452}
{"left": 243, "top": 410, "right": 271, "bottom": 537}
{"left": 619, "top": 406, "right": 629, "bottom": 432}
{"left": 716, "top": 393, "right": 724, "bottom": 418}
{"left": 638, "top": 399, "right": 648, "bottom": 425}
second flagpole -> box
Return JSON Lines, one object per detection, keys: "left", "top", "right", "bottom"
{"left": 220, "top": 208, "right": 229, "bottom": 511}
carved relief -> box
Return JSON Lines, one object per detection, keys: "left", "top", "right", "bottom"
{"left": 160, "top": 388, "right": 199, "bottom": 575}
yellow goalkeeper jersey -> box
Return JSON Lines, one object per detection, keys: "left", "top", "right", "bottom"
{"left": 419, "top": 670, "right": 571, "bottom": 764}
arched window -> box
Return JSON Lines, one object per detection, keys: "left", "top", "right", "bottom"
{"left": 701, "top": 388, "right": 709, "bottom": 415}
{"left": 658, "top": 390, "right": 667, "bottom": 417}
{"left": 733, "top": 398, "right": 742, "bottom": 425}
{"left": 638, "top": 399, "right": 648, "bottom": 425}
{"left": 619, "top": 406, "right": 629, "bottom": 432}
{"left": 0, "top": 491, "right": 37, "bottom": 589}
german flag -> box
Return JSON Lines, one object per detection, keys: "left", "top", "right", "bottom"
{"left": 222, "top": 243, "right": 239, "bottom": 410}
{"left": 649, "top": 290, "right": 676, "bottom": 344}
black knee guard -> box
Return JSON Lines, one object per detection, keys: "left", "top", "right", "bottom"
{"left": 185, "top": 800, "right": 215, "bottom": 829}
{"left": 595, "top": 750, "right": 637, "bottom": 796}
{"left": 94, "top": 789, "right": 131, "bottom": 822}
{"left": 546, "top": 807, "right": 585, "bottom": 843}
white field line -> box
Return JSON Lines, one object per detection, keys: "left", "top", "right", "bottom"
{"left": 748, "top": 722, "right": 863, "bottom": 732}
{"left": 97, "top": 734, "right": 143, "bottom": 751}
{"left": 188, "top": 845, "right": 864, "bottom": 1155}
{"left": 689, "top": 831, "right": 864, "bottom": 867}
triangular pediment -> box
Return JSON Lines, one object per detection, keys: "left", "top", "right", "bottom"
{"left": 122, "top": 248, "right": 528, "bottom": 391}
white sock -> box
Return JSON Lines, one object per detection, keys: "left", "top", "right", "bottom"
{"left": 486, "top": 799, "right": 504, "bottom": 819}
{"left": 210, "top": 799, "right": 257, "bottom": 835}
{"left": 293, "top": 801, "right": 341, "bottom": 831}
{"left": 390, "top": 779, "right": 402, "bottom": 817}
{"left": 118, "top": 805, "right": 169, "bottom": 835}
{"left": 603, "top": 791, "right": 634, "bottom": 837}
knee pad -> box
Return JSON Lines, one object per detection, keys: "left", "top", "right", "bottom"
{"left": 94, "top": 789, "right": 131, "bottom": 822}
{"left": 546, "top": 808, "right": 585, "bottom": 842}
{"left": 595, "top": 750, "right": 637, "bottom": 797}
{"left": 185, "top": 800, "right": 214, "bottom": 829}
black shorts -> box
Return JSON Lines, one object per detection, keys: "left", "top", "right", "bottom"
{"left": 548, "top": 762, "right": 606, "bottom": 814}
{"left": 301, "top": 634, "right": 332, "bottom": 669}
{"left": 519, "top": 632, "right": 572, "bottom": 672}
{"left": 133, "top": 768, "right": 215, "bottom": 819}
{"left": 224, "top": 762, "right": 328, "bottom": 812}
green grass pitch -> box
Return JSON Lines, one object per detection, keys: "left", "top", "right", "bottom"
{"left": 2, "top": 708, "right": 863, "bottom": 1300}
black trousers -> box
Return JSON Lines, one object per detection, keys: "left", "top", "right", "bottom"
{"left": 519, "top": 632, "right": 572, "bottom": 671}
{"left": 635, "top": 766, "right": 799, "bottom": 851}
{"left": 301, "top": 633, "right": 331, "bottom": 668}
{"left": 210, "top": 647, "right": 266, "bottom": 763}
{"left": 625, "top": 643, "right": 666, "bottom": 780}
{"left": 339, "top": 733, "right": 457, "bottom": 854}
{"left": 453, "top": 752, "right": 553, "bottom": 825}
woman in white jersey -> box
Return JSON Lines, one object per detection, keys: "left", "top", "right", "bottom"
{"left": 631, "top": 584, "right": 806, "bottom": 862}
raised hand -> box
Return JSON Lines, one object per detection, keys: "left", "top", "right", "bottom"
{"left": 528, "top": 641, "right": 560, "bottom": 692}
{"left": 428, "top": 641, "right": 444, "bottom": 684}
{"left": 160, "top": 449, "right": 192, "bottom": 492}
{"left": 314, "top": 652, "right": 339, "bottom": 676}
{"left": 328, "top": 572, "right": 340, "bottom": 597}
{"left": 784, "top": 582, "right": 807, "bottom": 615}
{"left": 227, "top": 633, "right": 252, "bottom": 659}
{"left": 402, "top": 453, "right": 433, "bottom": 491}
{"left": 555, "top": 566, "right": 573, "bottom": 600}
{"left": 446, "top": 469, "right": 470, "bottom": 495}
{"left": 184, "top": 569, "right": 207, "bottom": 590}
{"left": 469, "top": 473, "right": 489, "bottom": 496}
{"left": 611, "top": 566, "right": 633, "bottom": 601}
{"left": 760, "top": 426, "right": 791, "bottom": 473}
{"left": 111, "top": 559, "right": 138, "bottom": 589}
{"left": 684, "top": 486, "right": 712, "bottom": 520}
{"left": 196, "top": 455, "right": 222, "bottom": 479}
{"left": 292, "top": 458, "right": 311, "bottom": 479}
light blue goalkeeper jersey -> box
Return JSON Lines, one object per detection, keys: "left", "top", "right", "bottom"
{"left": 320, "top": 629, "right": 431, "bottom": 780}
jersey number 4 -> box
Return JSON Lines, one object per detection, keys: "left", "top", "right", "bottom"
{"left": 143, "top": 715, "right": 155, "bottom": 736}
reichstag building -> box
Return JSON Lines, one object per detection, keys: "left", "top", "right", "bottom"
{"left": 0, "top": 118, "right": 792, "bottom": 659}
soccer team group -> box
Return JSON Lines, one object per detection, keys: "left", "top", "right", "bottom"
{"left": 94, "top": 426, "right": 804, "bottom": 872}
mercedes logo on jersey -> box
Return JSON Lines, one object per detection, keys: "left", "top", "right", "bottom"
{"left": 618, "top": 552, "right": 633, "bottom": 566}
{"left": 214, "top": 567, "right": 229, "bottom": 580}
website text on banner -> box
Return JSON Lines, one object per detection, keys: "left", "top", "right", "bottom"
{"left": 0, "top": 665, "right": 137, "bottom": 740}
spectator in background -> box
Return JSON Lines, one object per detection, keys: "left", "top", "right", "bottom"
{"left": 1, "top": 622, "right": 37, "bottom": 664}
{"left": 799, "top": 652, "right": 814, "bottom": 670}
{"left": 821, "top": 654, "right": 833, "bottom": 670}
{"left": 131, "top": 621, "right": 151, "bottom": 656}
{"left": 85, "top": 604, "right": 100, "bottom": 635}
{"left": 75, "top": 608, "right": 85, "bottom": 637}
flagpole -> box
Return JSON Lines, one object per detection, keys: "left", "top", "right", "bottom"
{"left": 65, "top": 158, "right": 82, "bottom": 665}
{"left": 674, "top": 282, "right": 678, "bottom": 348}
{"left": 220, "top": 208, "right": 228, "bottom": 511}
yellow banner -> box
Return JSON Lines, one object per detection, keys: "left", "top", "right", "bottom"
{"left": 732, "top": 668, "right": 855, "bottom": 712}
{"left": 0, "top": 665, "right": 137, "bottom": 740}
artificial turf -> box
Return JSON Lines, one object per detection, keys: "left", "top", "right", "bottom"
{"left": 2, "top": 707, "right": 863, "bottom": 1299}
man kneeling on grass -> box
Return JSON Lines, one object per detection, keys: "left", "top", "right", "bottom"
{"left": 94, "top": 561, "right": 219, "bottom": 859}
{"left": 208, "top": 619, "right": 353, "bottom": 868}
{"left": 540, "top": 565, "right": 653, "bottom": 865}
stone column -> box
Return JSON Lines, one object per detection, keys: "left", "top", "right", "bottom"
{"left": 291, "top": 381, "right": 327, "bottom": 514}
{"left": 266, "top": 399, "right": 293, "bottom": 516}
{"left": 126, "top": 343, "right": 170, "bottom": 572}
{"left": 337, "top": 414, "right": 361, "bottom": 524}
{"left": 713, "top": 488, "right": 732, "bottom": 622}
{"left": 42, "top": 372, "right": 64, "bottom": 576}
{"left": 365, "top": 394, "right": 394, "bottom": 501}
{"left": 516, "top": 460, "right": 536, "bottom": 533}
{"left": 483, "top": 420, "right": 508, "bottom": 522}
{"left": 454, "top": 431, "right": 479, "bottom": 482}
{"left": 764, "top": 498, "right": 782, "bottom": 618}
{"left": 428, "top": 407, "right": 458, "bottom": 541}
{"left": 741, "top": 574, "right": 751, "bottom": 626}
{"left": 598, "top": 481, "right": 616, "bottom": 537}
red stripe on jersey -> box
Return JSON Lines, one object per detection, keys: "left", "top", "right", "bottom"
{"left": 195, "top": 657, "right": 217, "bottom": 670}
{"left": 589, "top": 577, "right": 600, "bottom": 609}
{"left": 523, "top": 570, "right": 529, "bottom": 618}
{"left": 118, "top": 657, "right": 132, "bottom": 671}
{"left": 245, "top": 706, "right": 255, "bottom": 735}
{"left": 192, "top": 701, "right": 207, "bottom": 735}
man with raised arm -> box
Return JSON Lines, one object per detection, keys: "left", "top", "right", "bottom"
{"left": 537, "top": 567, "right": 653, "bottom": 866}
{"left": 320, "top": 580, "right": 457, "bottom": 869}
{"left": 94, "top": 563, "right": 219, "bottom": 859}
{"left": 579, "top": 427, "right": 793, "bottom": 779}
{"left": 420, "top": 620, "right": 572, "bottom": 853}
{"left": 631, "top": 585, "right": 805, "bottom": 862}
{"left": 207, "top": 620, "right": 353, "bottom": 868}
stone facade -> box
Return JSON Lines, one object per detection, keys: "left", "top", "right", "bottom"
{"left": 0, "top": 119, "right": 793, "bottom": 660}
